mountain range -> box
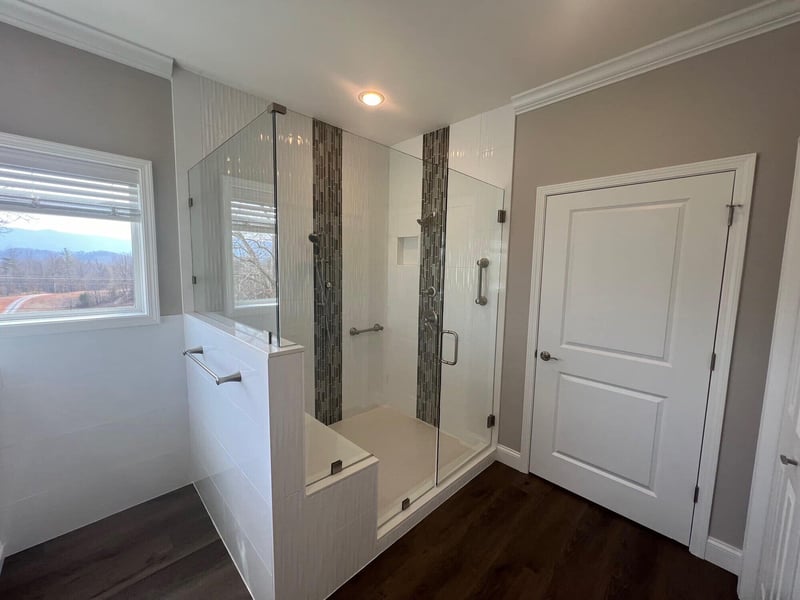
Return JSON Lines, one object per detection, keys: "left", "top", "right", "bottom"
{"left": 0, "top": 228, "right": 131, "bottom": 254}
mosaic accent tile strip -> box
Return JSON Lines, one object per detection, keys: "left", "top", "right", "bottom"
{"left": 312, "top": 119, "right": 344, "bottom": 425}
{"left": 416, "top": 126, "right": 450, "bottom": 426}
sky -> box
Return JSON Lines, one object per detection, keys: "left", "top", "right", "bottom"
{"left": 0, "top": 211, "right": 131, "bottom": 240}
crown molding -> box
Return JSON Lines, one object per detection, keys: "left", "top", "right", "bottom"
{"left": 0, "top": 0, "right": 173, "bottom": 79}
{"left": 511, "top": 0, "right": 800, "bottom": 115}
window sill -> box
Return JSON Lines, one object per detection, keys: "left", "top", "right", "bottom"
{"left": 0, "top": 311, "right": 161, "bottom": 338}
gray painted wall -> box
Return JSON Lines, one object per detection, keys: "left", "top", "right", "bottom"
{"left": 0, "top": 23, "right": 189, "bottom": 555}
{"left": 0, "top": 22, "right": 180, "bottom": 315}
{"left": 499, "top": 23, "right": 800, "bottom": 547}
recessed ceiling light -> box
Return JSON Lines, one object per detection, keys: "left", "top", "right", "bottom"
{"left": 358, "top": 91, "right": 385, "bottom": 107}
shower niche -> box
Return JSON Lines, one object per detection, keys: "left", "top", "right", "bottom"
{"left": 396, "top": 235, "right": 419, "bottom": 265}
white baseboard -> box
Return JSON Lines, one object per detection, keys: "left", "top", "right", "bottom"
{"left": 706, "top": 537, "right": 743, "bottom": 576}
{"left": 495, "top": 444, "right": 526, "bottom": 473}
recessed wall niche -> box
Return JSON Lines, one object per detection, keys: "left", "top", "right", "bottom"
{"left": 397, "top": 235, "right": 419, "bottom": 265}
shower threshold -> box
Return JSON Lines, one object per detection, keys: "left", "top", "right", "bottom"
{"left": 329, "top": 405, "right": 482, "bottom": 524}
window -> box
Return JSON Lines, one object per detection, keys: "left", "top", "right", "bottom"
{"left": 0, "top": 132, "right": 158, "bottom": 332}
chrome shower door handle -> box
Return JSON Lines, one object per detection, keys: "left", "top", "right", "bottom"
{"left": 475, "top": 258, "right": 489, "bottom": 306}
{"left": 441, "top": 329, "right": 459, "bottom": 366}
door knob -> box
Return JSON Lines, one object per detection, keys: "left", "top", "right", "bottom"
{"left": 540, "top": 351, "right": 559, "bottom": 362}
{"left": 780, "top": 454, "right": 799, "bottom": 466}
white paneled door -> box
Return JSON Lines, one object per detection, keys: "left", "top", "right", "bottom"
{"left": 530, "top": 172, "right": 735, "bottom": 543}
{"left": 755, "top": 151, "right": 800, "bottom": 599}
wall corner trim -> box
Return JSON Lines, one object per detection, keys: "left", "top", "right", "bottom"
{"left": 0, "top": 0, "right": 174, "bottom": 79}
{"left": 510, "top": 0, "right": 800, "bottom": 115}
{"left": 495, "top": 445, "right": 526, "bottom": 473}
{"left": 705, "top": 537, "right": 743, "bottom": 576}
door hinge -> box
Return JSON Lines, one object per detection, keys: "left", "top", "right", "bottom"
{"left": 401, "top": 497, "right": 410, "bottom": 511}
{"left": 710, "top": 352, "right": 717, "bottom": 372}
{"left": 726, "top": 203, "right": 743, "bottom": 227}
{"left": 191, "top": 275, "right": 197, "bottom": 285}
{"left": 497, "top": 209, "right": 507, "bottom": 223}
{"left": 694, "top": 486, "right": 700, "bottom": 503}
{"left": 487, "top": 414, "right": 496, "bottom": 428}
{"left": 188, "top": 197, "right": 194, "bottom": 208}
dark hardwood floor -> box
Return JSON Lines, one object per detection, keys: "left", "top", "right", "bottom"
{"left": 0, "top": 464, "right": 738, "bottom": 600}
{"left": 334, "top": 463, "right": 739, "bottom": 600}
{"left": 0, "top": 485, "right": 250, "bottom": 599}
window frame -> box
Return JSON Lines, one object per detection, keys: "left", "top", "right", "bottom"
{"left": 0, "top": 132, "right": 160, "bottom": 336}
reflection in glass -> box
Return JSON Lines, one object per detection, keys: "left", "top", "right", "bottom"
{"left": 188, "top": 111, "right": 279, "bottom": 339}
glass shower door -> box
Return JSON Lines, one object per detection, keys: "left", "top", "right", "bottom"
{"left": 437, "top": 170, "right": 505, "bottom": 483}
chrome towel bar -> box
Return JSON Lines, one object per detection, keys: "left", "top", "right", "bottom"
{"left": 349, "top": 323, "right": 384, "bottom": 336}
{"left": 183, "top": 346, "right": 242, "bottom": 385}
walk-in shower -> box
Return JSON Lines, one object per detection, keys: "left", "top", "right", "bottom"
{"left": 187, "top": 105, "right": 505, "bottom": 526}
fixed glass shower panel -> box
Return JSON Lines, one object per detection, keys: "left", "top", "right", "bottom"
{"left": 188, "top": 111, "right": 280, "bottom": 340}
{"left": 437, "top": 170, "right": 505, "bottom": 483}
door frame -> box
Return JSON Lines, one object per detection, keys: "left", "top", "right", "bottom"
{"left": 740, "top": 140, "right": 800, "bottom": 598}
{"left": 519, "top": 154, "right": 757, "bottom": 560}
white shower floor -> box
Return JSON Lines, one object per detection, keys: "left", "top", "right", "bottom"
{"left": 330, "top": 405, "right": 476, "bottom": 522}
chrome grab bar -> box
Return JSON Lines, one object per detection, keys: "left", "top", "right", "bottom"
{"left": 183, "top": 346, "right": 242, "bottom": 385}
{"left": 475, "top": 257, "right": 489, "bottom": 306}
{"left": 349, "top": 323, "right": 384, "bottom": 336}
{"left": 441, "top": 329, "right": 459, "bottom": 366}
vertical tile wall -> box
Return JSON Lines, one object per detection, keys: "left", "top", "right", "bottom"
{"left": 185, "top": 315, "right": 276, "bottom": 599}
{"left": 384, "top": 149, "right": 424, "bottom": 417}
{"left": 0, "top": 316, "right": 189, "bottom": 555}
{"left": 416, "top": 127, "right": 450, "bottom": 426}
{"left": 274, "top": 111, "right": 315, "bottom": 415}
{"left": 341, "top": 133, "right": 390, "bottom": 415}
{"left": 277, "top": 111, "right": 392, "bottom": 421}
{"left": 312, "top": 120, "right": 344, "bottom": 425}
{"left": 173, "top": 67, "right": 268, "bottom": 315}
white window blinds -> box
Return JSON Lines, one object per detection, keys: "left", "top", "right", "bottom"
{"left": 227, "top": 179, "right": 275, "bottom": 233}
{"left": 0, "top": 145, "right": 142, "bottom": 221}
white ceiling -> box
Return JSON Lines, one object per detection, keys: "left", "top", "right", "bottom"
{"left": 13, "top": 0, "right": 764, "bottom": 145}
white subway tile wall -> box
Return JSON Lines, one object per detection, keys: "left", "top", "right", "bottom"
{"left": 0, "top": 315, "right": 189, "bottom": 555}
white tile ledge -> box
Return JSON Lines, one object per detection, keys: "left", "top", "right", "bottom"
{"left": 185, "top": 312, "right": 304, "bottom": 357}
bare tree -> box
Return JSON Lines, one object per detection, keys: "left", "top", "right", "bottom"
{"left": 232, "top": 231, "right": 277, "bottom": 301}
{"left": 0, "top": 212, "right": 31, "bottom": 235}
